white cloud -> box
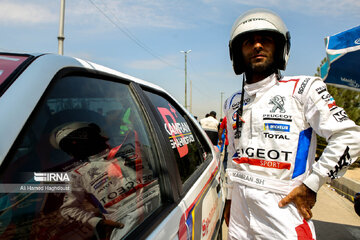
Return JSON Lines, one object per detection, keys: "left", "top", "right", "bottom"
{"left": 68, "top": 0, "right": 191, "bottom": 29}
{"left": 0, "top": 1, "right": 57, "bottom": 25}
{"left": 230, "top": 0, "right": 360, "bottom": 16}
{"left": 306, "top": 0, "right": 360, "bottom": 16}
{"left": 0, "top": 0, "right": 192, "bottom": 29}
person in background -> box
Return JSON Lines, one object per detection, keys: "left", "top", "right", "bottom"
{"left": 223, "top": 8, "right": 360, "bottom": 239}
{"left": 200, "top": 111, "right": 219, "bottom": 145}
{"left": 218, "top": 116, "right": 229, "bottom": 170}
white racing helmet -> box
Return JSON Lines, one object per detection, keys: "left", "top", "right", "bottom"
{"left": 50, "top": 122, "right": 100, "bottom": 149}
{"left": 229, "top": 8, "right": 291, "bottom": 75}
{"left": 50, "top": 122, "right": 109, "bottom": 158}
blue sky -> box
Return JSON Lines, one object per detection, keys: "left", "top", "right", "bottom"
{"left": 1, "top": 0, "right": 359, "bottom": 118}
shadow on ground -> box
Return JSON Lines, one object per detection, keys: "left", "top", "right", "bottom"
{"left": 314, "top": 220, "right": 360, "bottom": 240}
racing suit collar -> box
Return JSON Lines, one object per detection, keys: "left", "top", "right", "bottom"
{"left": 244, "top": 73, "right": 278, "bottom": 96}
{"left": 88, "top": 148, "right": 110, "bottom": 161}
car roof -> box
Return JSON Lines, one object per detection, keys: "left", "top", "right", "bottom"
{"left": 39, "top": 52, "right": 168, "bottom": 92}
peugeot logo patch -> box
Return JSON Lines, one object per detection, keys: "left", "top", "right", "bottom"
{"left": 269, "top": 95, "right": 286, "bottom": 113}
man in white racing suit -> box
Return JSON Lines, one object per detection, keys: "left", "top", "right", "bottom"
{"left": 50, "top": 122, "right": 160, "bottom": 239}
{"left": 223, "top": 9, "right": 360, "bottom": 240}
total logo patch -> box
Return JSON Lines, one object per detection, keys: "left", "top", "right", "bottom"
{"left": 264, "top": 123, "right": 290, "bottom": 132}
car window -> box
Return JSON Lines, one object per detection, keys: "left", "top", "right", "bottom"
{"left": 0, "top": 54, "right": 33, "bottom": 96}
{"left": 144, "top": 91, "right": 212, "bottom": 184}
{"left": 0, "top": 54, "right": 30, "bottom": 85}
{"left": 0, "top": 74, "right": 162, "bottom": 239}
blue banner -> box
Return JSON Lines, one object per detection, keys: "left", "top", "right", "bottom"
{"left": 321, "top": 25, "right": 360, "bottom": 91}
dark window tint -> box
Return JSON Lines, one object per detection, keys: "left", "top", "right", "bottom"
{"left": 0, "top": 75, "right": 162, "bottom": 239}
{"left": 144, "top": 91, "right": 211, "bottom": 183}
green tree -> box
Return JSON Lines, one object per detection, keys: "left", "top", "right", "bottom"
{"left": 315, "top": 57, "right": 327, "bottom": 77}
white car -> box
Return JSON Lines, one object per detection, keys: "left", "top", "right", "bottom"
{"left": 0, "top": 53, "right": 225, "bottom": 240}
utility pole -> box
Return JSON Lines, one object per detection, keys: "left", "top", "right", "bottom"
{"left": 190, "top": 78, "right": 192, "bottom": 114}
{"left": 180, "top": 50, "right": 191, "bottom": 110}
{"left": 220, "top": 92, "right": 224, "bottom": 119}
{"left": 58, "top": 0, "right": 65, "bottom": 55}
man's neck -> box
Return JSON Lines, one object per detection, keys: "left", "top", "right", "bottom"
{"left": 245, "top": 71, "right": 275, "bottom": 84}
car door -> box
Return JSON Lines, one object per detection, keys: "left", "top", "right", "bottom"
{"left": 0, "top": 66, "right": 180, "bottom": 240}
{"left": 139, "top": 87, "right": 225, "bottom": 240}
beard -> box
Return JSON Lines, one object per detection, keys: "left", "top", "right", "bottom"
{"left": 242, "top": 55, "right": 277, "bottom": 83}
{"left": 245, "top": 56, "right": 276, "bottom": 75}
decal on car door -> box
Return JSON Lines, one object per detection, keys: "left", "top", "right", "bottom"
{"left": 157, "top": 105, "right": 195, "bottom": 158}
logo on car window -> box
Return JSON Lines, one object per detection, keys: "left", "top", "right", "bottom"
{"left": 157, "top": 104, "right": 195, "bottom": 158}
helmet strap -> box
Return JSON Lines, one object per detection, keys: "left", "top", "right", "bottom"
{"left": 235, "top": 75, "right": 246, "bottom": 139}
{"left": 275, "top": 69, "right": 283, "bottom": 80}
